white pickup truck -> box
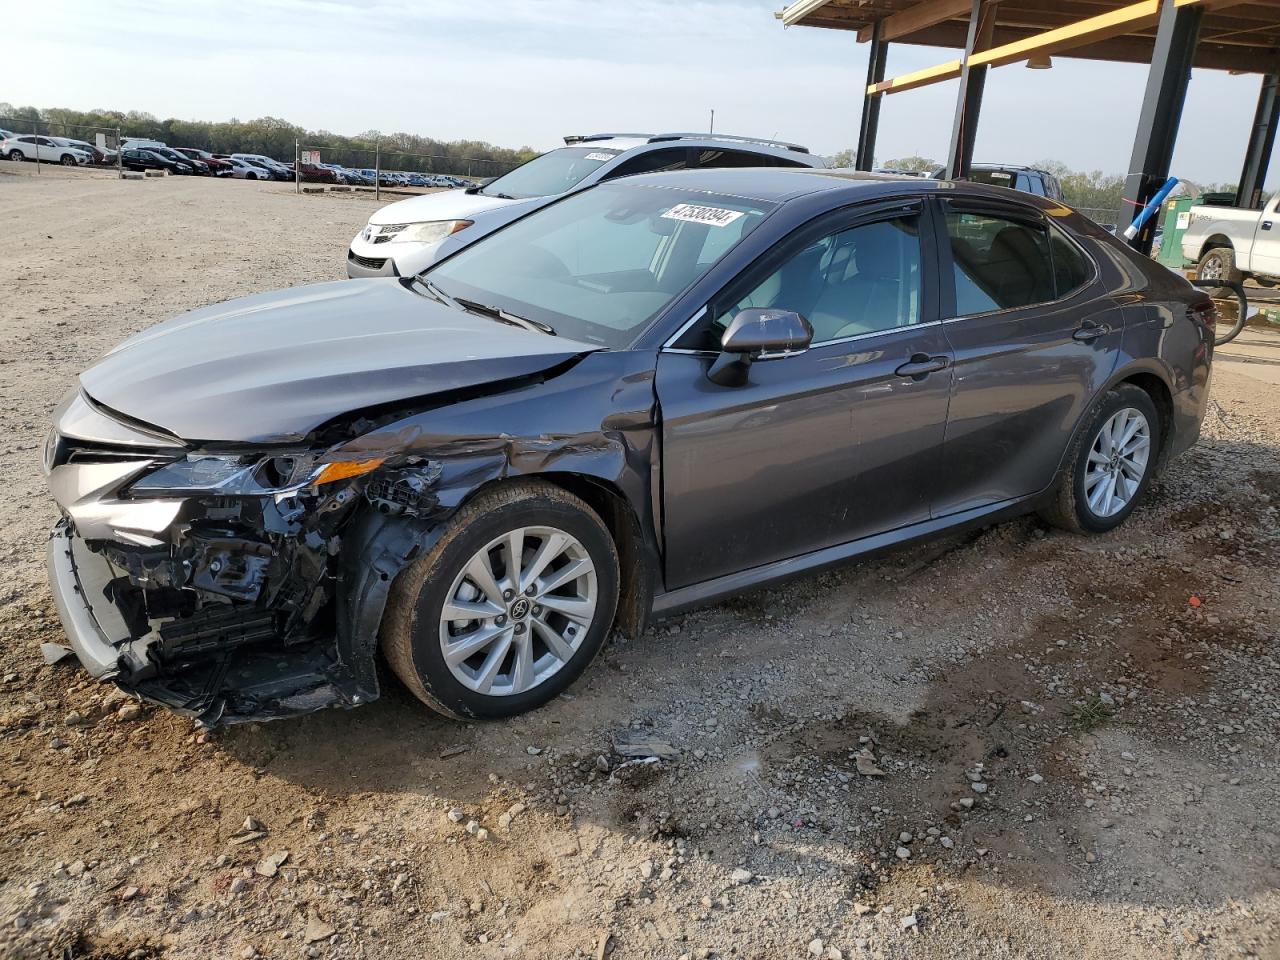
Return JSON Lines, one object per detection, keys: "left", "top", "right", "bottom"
{"left": 1180, "top": 195, "right": 1280, "bottom": 286}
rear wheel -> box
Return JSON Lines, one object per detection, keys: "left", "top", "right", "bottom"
{"left": 1197, "top": 246, "right": 1243, "bottom": 284}
{"left": 1040, "top": 385, "right": 1161, "bottom": 534}
{"left": 8, "top": 149, "right": 23, "bottom": 162}
{"left": 381, "top": 481, "right": 619, "bottom": 720}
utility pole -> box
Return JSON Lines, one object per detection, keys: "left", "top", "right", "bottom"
{"left": 295, "top": 138, "right": 300, "bottom": 194}
{"left": 116, "top": 127, "right": 123, "bottom": 179}
{"left": 375, "top": 138, "right": 381, "bottom": 201}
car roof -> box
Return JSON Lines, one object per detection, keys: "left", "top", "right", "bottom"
{"left": 608, "top": 166, "right": 1072, "bottom": 212}
{"left": 969, "top": 163, "right": 1054, "bottom": 175}
{"left": 611, "top": 167, "right": 947, "bottom": 204}
{"left": 560, "top": 132, "right": 816, "bottom": 163}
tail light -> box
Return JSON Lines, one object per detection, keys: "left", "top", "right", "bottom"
{"left": 1190, "top": 297, "right": 1218, "bottom": 332}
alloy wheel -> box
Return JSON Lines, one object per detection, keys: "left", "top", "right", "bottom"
{"left": 1084, "top": 407, "right": 1151, "bottom": 518}
{"left": 438, "top": 525, "right": 597, "bottom": 697}
{"left": 1200, "top": 255, "right": 1224, "bottom": 281}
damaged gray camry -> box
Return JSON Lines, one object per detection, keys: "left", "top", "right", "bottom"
{"left": 44, "top": 169, "right": 1213, "bottom": 724}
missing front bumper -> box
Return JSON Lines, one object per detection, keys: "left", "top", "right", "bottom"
{"left": 46, "top": 521, "right": 371, "bottom": 725}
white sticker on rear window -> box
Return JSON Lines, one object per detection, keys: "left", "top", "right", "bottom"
{"left": 989, "top": 171, "right": 1013, "bottom": 180}
{"left": 661, "top": 203, "right": 745, "bottom": 227}
{"left": 585, "top": 152, "right": 616, "bottom": 161}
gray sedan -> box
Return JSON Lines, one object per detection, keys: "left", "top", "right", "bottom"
{"left": 43, "top": 169, "right": 1213, "bottom": 725}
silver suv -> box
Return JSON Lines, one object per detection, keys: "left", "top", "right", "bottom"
{"left": 346, "top": 132, "right": 824, "bottom": 278}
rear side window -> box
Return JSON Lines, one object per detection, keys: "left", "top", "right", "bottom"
{"left": 945, "top": 212, "right": 1055, "bottom": 313}
{"left": 1048, "top": 226, "right": 1093, "bottom": 295}
{"left": 696, "top": 149, "right": 808, "bottom": 170}
{"left": 604, "top": 148, "right": 690, "bottom": 179}
{"left": 945, "top": 210, "right": 1093, "bottom": 315}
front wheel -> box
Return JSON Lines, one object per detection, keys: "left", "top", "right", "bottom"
{"left": 1040, "top": 385, "right": 1161, "bottom": 534}
{"left": 381, "top": 481, "right": 620, "bottom": 720}
{"left": 60, "top": 154, "right": 76, "bottom": 167}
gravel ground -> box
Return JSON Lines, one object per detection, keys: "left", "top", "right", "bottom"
{"left": 1, "top": 168, "right": 1278, "bottom": 960}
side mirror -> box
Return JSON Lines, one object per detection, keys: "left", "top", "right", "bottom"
{"left": 708, "top": 308, "right": 813, "bottom": 386}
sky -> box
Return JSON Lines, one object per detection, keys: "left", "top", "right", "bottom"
{"left": 5, "top": 0, "right": 1276, "bottom": 188}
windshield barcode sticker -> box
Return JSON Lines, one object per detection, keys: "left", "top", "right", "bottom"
{"left": 662, "top": 203, "right": 745, "bottom": 227}
{"left": 585, "top": 152, "right": 616, "bottom": 161}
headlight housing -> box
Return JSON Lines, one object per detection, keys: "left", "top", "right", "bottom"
{"left": 387, "top": 220, "right": 473, "bottom": 244}
{"left": 127, "top": 452, "right": 386, "bottom": 498}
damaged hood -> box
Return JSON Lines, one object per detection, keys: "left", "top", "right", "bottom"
{"left": 80, "top": 279, "right": 599, "bottom": 444}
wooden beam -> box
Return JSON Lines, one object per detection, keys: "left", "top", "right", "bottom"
{"left": 869, "top": 58, "right": 966, "bottom": 93}
{"left": 856, "top": 0, "right": 972, "bottom": 42}
{"left": 967, "top": 0, "right": 1160, "bottom": 69}
{"left": 866, "top": 0, "right": 1262, "bottom": 94}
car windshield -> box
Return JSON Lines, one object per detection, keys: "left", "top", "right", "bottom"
{"left": 425, "top": 182, "right": 775, "bottom": 348}
{"left": 477, "top": 147, "right": 622, "bottom": 200}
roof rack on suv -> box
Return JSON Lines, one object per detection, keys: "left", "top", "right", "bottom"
{"left": 563, "top": 132, "right": 810, "bottom": 154}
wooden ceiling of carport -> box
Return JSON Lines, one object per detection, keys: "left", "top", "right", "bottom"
{"left": 778, "top": 0, "right": 1280, "bottom": 76}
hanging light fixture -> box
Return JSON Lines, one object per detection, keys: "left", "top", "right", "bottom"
{"left": 1027, "top": 52, "right": 1053, "bottom": 69}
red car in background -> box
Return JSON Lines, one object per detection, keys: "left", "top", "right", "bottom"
{"left": 175, "top": 148, "right": 233, "bottom": 176}
{"left": 297, "top": 162, "right": 340, "bottom": 184}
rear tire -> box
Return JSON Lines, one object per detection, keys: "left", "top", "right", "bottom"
{"left": 1197, "top": 246, "right": 1243, "bottom": 284}
{"left": 8, "top": 149, "right": 23, "bottom": 162}
{"left": 1039, "top": 384, "right": 1161, "bottom": 535}
{"left": 381, "top": 480, "right": 619, "bottom": 720}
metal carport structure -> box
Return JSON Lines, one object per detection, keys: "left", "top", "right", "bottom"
{"left": 777, "top": 0, "right": 1280, "bottom": 253}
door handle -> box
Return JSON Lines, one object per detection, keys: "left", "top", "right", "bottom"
{"left": 1263, "top": 221, "right": 1273, "bottom": 231}
{"left": 895, "top": 354, "right": 949, "bottom": 379}
{"left": 1072, "top": 322, "right": 1111, "bottom": 342}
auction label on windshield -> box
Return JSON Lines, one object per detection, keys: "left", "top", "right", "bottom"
{"left": 662, "top": 203, "right": 745, "bottom": 227}
{"left": 585, "top": 152, "right": 617, "bottom": 161}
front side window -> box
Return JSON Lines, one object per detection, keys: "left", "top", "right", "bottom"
{"left": 676, "top": 215, "right": 923, "bottom": 351}
{"left": 945, "top": 212, "right": 1055, "bottom": 314}
{"left": 477, "top": 147, "right": 622, "bottom": 200}
{"left": 426, "top": 183, "right": 775, "bottom": 348}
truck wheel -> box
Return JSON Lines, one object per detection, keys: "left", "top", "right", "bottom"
{"left": 1197, "top": 246, "right": 1243, "bottom": 284}
{"left": 380, "top": 480, "right": 619, "bottom": 720}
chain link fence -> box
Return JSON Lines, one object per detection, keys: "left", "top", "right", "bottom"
{"left": 294, "top": 141, "right": 519, "bottom": 199}
{"left": 0, "top": 115, "right": 124, "bottom": 176}
{"left": 2, "top": 116, "right": 520, "bottom": 190}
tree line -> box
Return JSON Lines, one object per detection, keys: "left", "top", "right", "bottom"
{"left": 0, "top": 103, "right": 539, "bottom": 176}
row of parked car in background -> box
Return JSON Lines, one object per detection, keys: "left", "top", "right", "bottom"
{"left": 0, "top": 129, "right": 478, "bottom": 189}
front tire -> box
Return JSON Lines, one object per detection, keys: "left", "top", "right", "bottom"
{"left": 381, "top": 481, "right": 620, "bottom": 720}
{"left": 1040, "top": 385, "right": 1161, "bottom": 534}
{"left": 60, "top": 154, "right": 76, "bottom": 167}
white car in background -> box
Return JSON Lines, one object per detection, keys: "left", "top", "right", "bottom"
{"left": 224, "top": 157, "right": 270, "bottom": 180}
{"left": 3, "top": 135, "right": 93, "bottom": 166}
{"left": 345, "top": 132, "right": 824, "bottom": 277}
{"left": 231, "top": 153, "right": 290, "bottom": 180}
